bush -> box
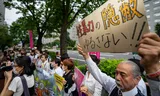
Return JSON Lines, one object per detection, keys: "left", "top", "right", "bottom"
{"left": 48, "top": 51, "right": 56, "bottom": 59}
{"left": 73, "top": 47, "right": 77, "bottom": 50}
{"left": 67, "top": 47, "right": 72, "bottom": 50}
{"left": 73, "top": 60, "right": 79, "bottom": 66}
{"left": 76, "top": 65, "right": 87, "bottom": 74}
{"left": 99, "top": 59, "right": 124, "bottom": 78}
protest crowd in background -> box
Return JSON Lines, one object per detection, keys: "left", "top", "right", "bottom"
{"left": 1, "top": 0, "right": 160, "bottom": 95}
{"left": 0, "top": 33, "right": 160, "bottom": 96}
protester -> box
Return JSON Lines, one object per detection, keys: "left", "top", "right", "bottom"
{"left": 29, "top": 49, "right": 35, "bottom": 62}
{"left": 138, "top": 33, "right": 160, "bottom": 96}
{"left": 41, "top": 54, "right": 50, "bottom": 72}
{"left": 56, "top": 51, "right": 60, "bottom": 59}
{"left": 80, "top": 55, "right": 102, "bottom": 96}
{"left": 0, "top": 56, "right": 35, "bottom": 96}
{"left": 77, "top": 44, "right": 146, "bottom": 96}
{"left": 62, "top": 59, "right": 78, "bottom": 96}
{"left": 20, "top": 48, "right": 27, "bottom": 56}
{"left": 50, "top": 58, "right": 64, "bottom": 76}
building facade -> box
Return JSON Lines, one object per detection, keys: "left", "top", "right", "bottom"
{"left": 144, "top": 0, "right": 160, "bottom": 32}
{"left": 0, "top": 0, "right": 5, "bottom": 25}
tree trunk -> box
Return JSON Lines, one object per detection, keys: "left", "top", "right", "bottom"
{"left": 60, "top": 25, "right": 67, "bottom": 55}
{"left": 37, "top": 32, "right": 43, "bottom": 51}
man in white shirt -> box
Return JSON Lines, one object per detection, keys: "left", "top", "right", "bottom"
{"left": 77, "top": 45, "right": 146, "bottom": 96}
{"left": 51, "top": 58, "right": 64, "bottom": 76}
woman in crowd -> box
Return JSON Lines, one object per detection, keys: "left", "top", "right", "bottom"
{"left": 80, "top": 55, "right": 102, "bottom": 96}
{"left": 0, "top": 56, "right": 35, "bottom": 96}
{"left": 50, "top": 58, "right": 64, "bottom": 76}
{"left": 62, "top": 59, "right": 78, "bottom": 96}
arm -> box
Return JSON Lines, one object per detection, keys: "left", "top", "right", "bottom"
{"left": 77, "top": 44, "right": 116, "bottom": 93}
{"left": 0, "top": 71, "right": 13, "bottom": 96}
{"left": 138, "top": 33, "right": 160, "bottom": 95}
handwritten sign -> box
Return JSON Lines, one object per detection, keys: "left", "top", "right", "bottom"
{"left": 54, "top": 73, "right": 64, "bottom": 91}
{"left": 76, "top": 0, "right": 149, "bottom": 52}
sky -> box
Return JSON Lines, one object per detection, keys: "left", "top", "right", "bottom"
{"left": 5, "top": 8, "right": 22, "bottom": 25}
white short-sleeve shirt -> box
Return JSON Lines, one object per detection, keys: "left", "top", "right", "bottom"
{"left": 8, "top": 74, "right": 34, "bottom": 96}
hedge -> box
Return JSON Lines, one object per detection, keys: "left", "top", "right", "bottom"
{"left": 76, "top": 59, "right": 123, "bottom": 78}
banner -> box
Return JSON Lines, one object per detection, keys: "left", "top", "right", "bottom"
{"left": 28, "top": 30, "right": 34, "bottom": 49}
{"left": 76, "top": 0, "right": 149, "bottom": 52}
{"left": 54, "top": 73, "right": 64, "bottom": 91}
{"left": 74, "top": 67, "right": 85, "bottom": 96}
{"left": 89, "top": 52, "right": 100, "bottom": 59}
{"left": 34, "top": 69, "right": 64, "bottom": 96}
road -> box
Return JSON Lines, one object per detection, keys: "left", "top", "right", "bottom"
{"left": 48, "top": 49, "right": 140, "bottom": 64}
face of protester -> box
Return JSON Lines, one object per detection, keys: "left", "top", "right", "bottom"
{"left": 62, "top": 65, "right": 68, "bottom": 72}
{"left": 51, "top": 61, "right": 56, "bottom": 68}
{"left": 13, "top": 62, "right": 24, "bottom": 75}
{"left": 115, "top": 63, "right": 140, "bottom": 92}
{"left": 41, "top": 55, "right": 46, "bottom": 62}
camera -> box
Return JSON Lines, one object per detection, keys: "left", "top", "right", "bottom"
{"left": 0, "top": 63, "right": 13, "bottom": 71}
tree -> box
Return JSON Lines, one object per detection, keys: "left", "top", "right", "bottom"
{"left": 155, "top": 23, "right": 160, "bottom": 37}
{"left": 5, "top": 0, "right": 107, "bottom": 54}
{"left": 51, "top": 0, "right": 107, "bottom": 55}
{"left": 66, "top": 32, "right": 76, "bottom": 47}
{"left": 0, "top": 25, "right": 12, "bottom": 51}
{"left": 10, "top": 17, "right": 36, "bottom": 47}
{"left": 5, "top": 0, "right": 59, "bottom": 51}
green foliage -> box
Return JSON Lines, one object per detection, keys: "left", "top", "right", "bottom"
{"left": 48, "top": 51, "right": 56, "bottom": 60}
{"left": 155, "top": 23, "right": 160, "bottom": 37}
{"left": 76, "top": 65, "right": 87, "bottom": 74}
{"left": 67, "top": 47, "right": 73, "bottom": 50}
{"left": 9, "top": 17, "right": 37, "bottom": 46}
{"left": 73, "top": 60, "right": 79, "bottom": 66}
{"left": 0, "top": 25, "right": 13, "bottom": 51}
{"left": 99, "top": 59, "right": 124, "bottom": 78}
{"left": 73, "top": 47, "right": 77, "bottom": 50}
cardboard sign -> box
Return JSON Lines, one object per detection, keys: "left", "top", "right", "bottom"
{"left": 76, "top": 0, "right": 149, "bottom": 52}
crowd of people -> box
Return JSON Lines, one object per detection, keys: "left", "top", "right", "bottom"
{"left": 0, "top": 32, "right": 159, "bottom": 96}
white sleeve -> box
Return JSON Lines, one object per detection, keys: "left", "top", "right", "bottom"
{"left": 93, "top": 80, "right": 102, "bottom": 96}
{"left": 86, "top": 57, "right": 116, "bottom": 93}
{"left": 8, "top": 77, "right": 20, "bottom": 92}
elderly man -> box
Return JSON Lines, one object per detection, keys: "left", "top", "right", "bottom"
{"left": 78, "top": 45, "right": 145, "bottom": 96}
{"left": 77, "top": 33, "right": 160, "bottom": 96}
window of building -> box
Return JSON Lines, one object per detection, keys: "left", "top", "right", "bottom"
{"left": 154, "top": 13, "right": 160, "bottom": 17}
{"left": 154, "top": 0, "right": 160, "bottom": 4}
{"left": 146, "top": 10, "right": 150, "bottom": 12}
{"left": 155, "top": 19, "right": 160, "bottom": 23}
{"left": 145, "top": 4, "right": 150, "bottom": 7}
{"left": 147, "top": 15, "right": 150, "bottom": 19}
{"left": 154, "top": 6, "right": 160, "bottom": 10}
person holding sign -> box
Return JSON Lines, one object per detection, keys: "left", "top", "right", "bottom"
{"left": 138, "top": 33, "right": 160, "bottom": 96}
{"left": 62, "top": 59, "right": 78, "bottom": 96}
{"left": 77, "top": 46, "right": 146, "bottom": 96}
{"left": 80, "top": 55, "right": 102, "bottom": 96}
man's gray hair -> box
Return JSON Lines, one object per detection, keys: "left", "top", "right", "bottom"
{"left": 120, "top": 60, "right": 141, "bottom": 78}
